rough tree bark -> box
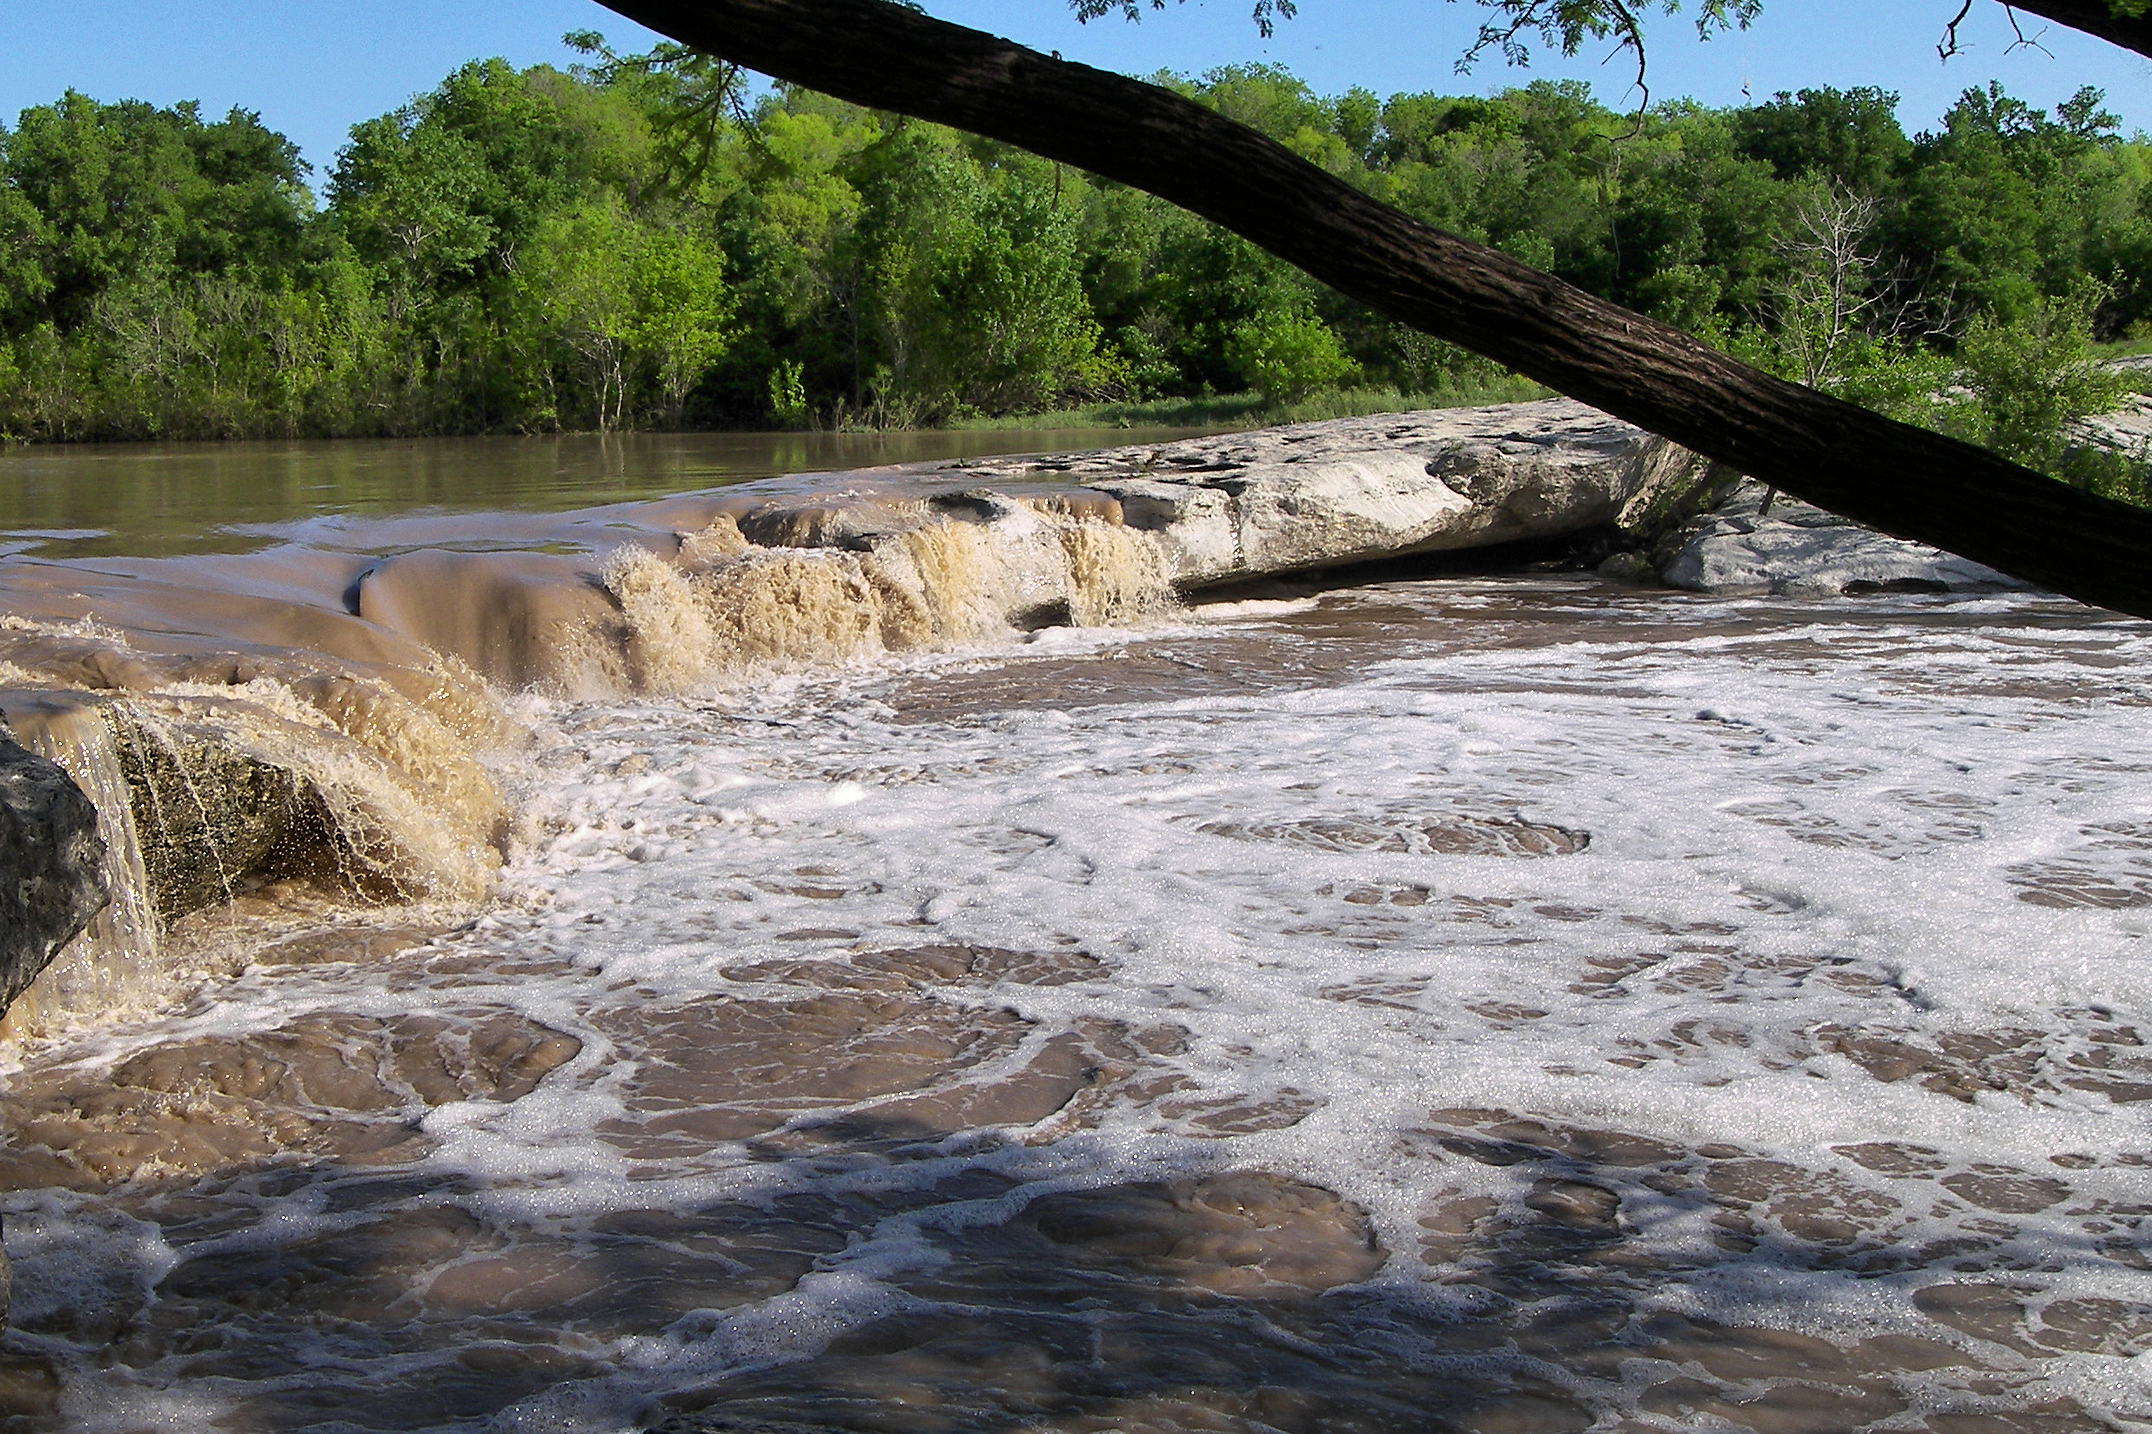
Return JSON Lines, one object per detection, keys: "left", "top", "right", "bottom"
{"left": 601, "top": 0, "right": 2152, "bottom": 616}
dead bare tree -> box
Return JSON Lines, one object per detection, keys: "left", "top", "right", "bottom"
{"left": 1775, "top": 185, "right": 1891, "bottom": 391}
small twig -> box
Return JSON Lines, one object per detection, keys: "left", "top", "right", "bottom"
{"left": 1457, "top": 9, "right": 1544, "bottom": 74}
{"left": 1598, "top": 0, "right": 1652, "bottom": 133}
{"left": 2002, "top": 4, "right": 2054, "bottom": 55}
{"left": 1937, "top": 0, "right": 1974, "bottom": 59}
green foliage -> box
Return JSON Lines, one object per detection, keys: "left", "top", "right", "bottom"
{"left": 2069, "top": 447, "right": 2152, "bottom": 506}
{"left": 768, "top": 359, "right": 808, "bottom": 425}
{"left": 2, "top": 52, "right": 2150, "bottom": 465}
{"left": 511, "top": 202, "right": 737, "bottom": 430}
{"left": 1732, "top": 87, "right": 1908, "bottom": 192}
{"left": 1956, "top": 286, "right": 2125, "bottom": 475}
{"left": 1226, "top": 304, "right": 1359, "bottom": 400}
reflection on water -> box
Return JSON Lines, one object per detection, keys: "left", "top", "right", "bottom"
{"left": 0, "top": 428, "right": 1215, "bottom": 558}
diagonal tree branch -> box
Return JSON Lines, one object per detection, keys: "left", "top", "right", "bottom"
{"left": 599, "top": 0, "right": 2152, "bottom": 616}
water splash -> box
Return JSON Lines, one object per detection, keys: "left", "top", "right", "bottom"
{"left": 600, "top": 513, "right": 1180, "bottom": 691}
{"left": 1059, "top": 514, "right": 1178, "bottom": 626}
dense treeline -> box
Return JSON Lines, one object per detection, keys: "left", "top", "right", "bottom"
{"left": 1, "top": 42, "right": 2148, "bottom": 459}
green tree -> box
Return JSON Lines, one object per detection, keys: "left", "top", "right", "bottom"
{"left": 513, "top": 202, "right": 736, "bottom": 429}
{"left": 1226, "top": 302, "right": 1359, "bottom": 398}
{"left": 1731, "top": 87, "right": 1909, "bottom": 193}
{"left": 3, "top": 93, "right": 309, "bottom": 329}
{"left": 1956, "top": 285, "right": 2123, "bottom": 475}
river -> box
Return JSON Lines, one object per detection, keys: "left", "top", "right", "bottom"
{"left": 0, "top": 428, "right": 2145, "bottom": 1434}
{"left": 0, "top": 428, "right": 1211, "bottom": 558}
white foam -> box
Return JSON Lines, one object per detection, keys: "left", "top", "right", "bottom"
{"left": 13, "top": 578, "right": 2152, "bottom": 1430}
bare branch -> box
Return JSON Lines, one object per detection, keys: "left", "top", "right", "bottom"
{"left": 2002, "top": 4, "right": 2057, "bottom": 55}
{"left": 1603, "top": 0, "right": 1652, "bottom": 120}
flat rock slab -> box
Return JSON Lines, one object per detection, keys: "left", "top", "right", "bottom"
{"left": 1661, "top": 480, "right": 2028, "bottom": 598}
{"left": 931, "top": 398, "right": 1705, "bottom": 586}
{"left": 332, "top": 400, "right": 1711, "bottom": 692}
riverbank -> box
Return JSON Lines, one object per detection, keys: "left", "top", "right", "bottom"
{"left": 941, "top": 379, "right": 1553, "bottom": 434}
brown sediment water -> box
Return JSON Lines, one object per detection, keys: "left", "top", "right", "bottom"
{"left": 0, "top": 428, "right": 1214, "bottom": 559}
{"left": 0, "top": 436, "right": 2144, "bottom": 1432}
{"left": 0, "top": 432, "right": 1200, "bottom": 1032}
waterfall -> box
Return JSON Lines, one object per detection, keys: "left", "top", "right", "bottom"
{"left": 0, "top": 692, "right": 161, "bottom": 1037}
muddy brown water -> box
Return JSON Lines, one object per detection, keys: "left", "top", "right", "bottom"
{"left": 0, "top": 435, "right": 2143, "bottom": 1432}
{"left": 0, "top": 429, "right": 1214, "bottom": 559}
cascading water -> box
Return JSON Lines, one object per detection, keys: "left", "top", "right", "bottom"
{"left": 0, "top": 418, "right": 2144, "bottom": 1434}
{"left": 599, "top": 510, "right": 1182, "bottom": 691}
{"left": 0, "top": 503, "right": 1178, "bottom": 1041}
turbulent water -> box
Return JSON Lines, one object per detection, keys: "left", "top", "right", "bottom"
{"left": 0, "top": 445, "right": 2146, "bottom": 1432}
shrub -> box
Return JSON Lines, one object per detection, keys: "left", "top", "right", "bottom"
{"left": 1224, "top": 306, "right": 1360, "bottom": 402}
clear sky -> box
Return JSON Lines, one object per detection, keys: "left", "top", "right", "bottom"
{"left": 4, "top": 0, "right": 2148, "bottom": 187}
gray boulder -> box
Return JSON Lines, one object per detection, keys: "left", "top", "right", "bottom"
{"left": 0, "top": 729, "right": 108, "bottom": 1328}
{"left": 2073, "top": 391, "right": 2152, "bottom": 462}
{"left": 0, "top": 733, "right": 107, "bottom": 1018}
{"left": 939, "top": 398, "right": 1712, "bottom": 586}
{"left": 1659, "top": 480, "right": 2030, "bottom": 598}
{"left": 0, "top": 727, "right": 104, "bottom": 1317}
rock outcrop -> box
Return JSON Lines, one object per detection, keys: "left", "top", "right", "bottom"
{"left": 2073, "top": 389, "right": 2152, "bottom": 462}
{"left": 1654, "top": 480, "right": 2030, "bottom": 598}
{"left": 931, "top": 397, "right": 1714, "bottom": 586}
{"left": 104, "top": 703, "right": 343, "bottom": 921}
{"left": 0, "top": 733, "right": 108, "bottom": 1020}
{"left": 341, "top": 399, "right": 1716, "bottom": 693}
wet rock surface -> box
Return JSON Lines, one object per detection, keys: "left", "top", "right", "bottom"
{"left": 0, "top": 618, "right": 511, "bottom": 1036}
{"left": 0, "top": 1002, "right": 581, "bottom": 1191}
{"left": 931, "top": 398, "right": 1712, "bottom": 585}
{"left": 0, "top": 728, "right": 106, "bottom": 1017}
{"left": 104, "top": 703, "right": 342, "bottom": 921}
{"left": 327, "top": 401, "right": 1712, "bottom": 691}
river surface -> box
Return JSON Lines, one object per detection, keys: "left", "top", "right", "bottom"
{"left": 0, "top": 437, "right": 2147, "bottom": 1434}
{"left": 0, "top": 429, "right": 1209, "bottom": 558}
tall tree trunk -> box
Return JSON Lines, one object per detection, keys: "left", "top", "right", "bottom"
{"left": 599, "top": 0, "right": 2152, "bottom": 617}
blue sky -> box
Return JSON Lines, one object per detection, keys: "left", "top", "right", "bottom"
{"left": 4, "top": 0, "right": 2149, "bottom": 185}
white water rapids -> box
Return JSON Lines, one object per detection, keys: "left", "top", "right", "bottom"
{"left": 0, "top": 574, "right": 2147, "bottom": 1433}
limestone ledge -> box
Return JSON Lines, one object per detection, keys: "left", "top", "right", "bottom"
{"left": 919, "top": 397, "right": 1712, "bottom": 584}
{"left": 335, "top": 398, "right": 1714, "bottom": 691}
